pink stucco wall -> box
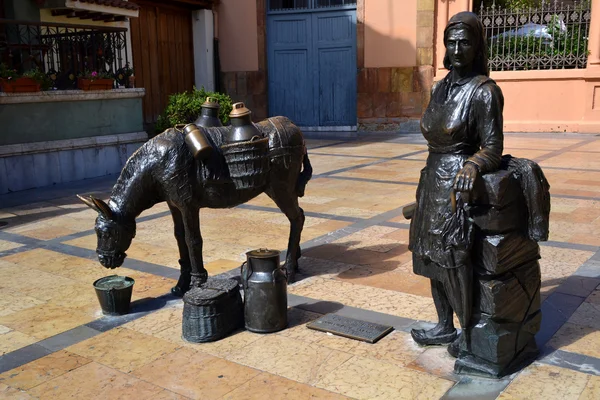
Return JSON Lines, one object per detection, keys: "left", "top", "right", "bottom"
{"left": 217, "top": 0, "right": 259, "bottom": 72}
{"left": 364, "top": 0, "right": 417, "bottom": 68}
{"left": 433, "top": 0, "right": 600, "bottom": 133}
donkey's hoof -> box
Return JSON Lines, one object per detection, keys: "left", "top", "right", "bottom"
{"left": 171, "top": 285, "right": 187, "bottom": 297}
{"left": 286, "top": 269, "right": 297, "bottom": 284}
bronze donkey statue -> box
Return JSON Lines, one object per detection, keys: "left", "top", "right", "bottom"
{"left": 78, "top": 116, "right": 312, "bottom": 296}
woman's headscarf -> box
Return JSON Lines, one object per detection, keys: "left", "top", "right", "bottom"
{"left": 443, "top": 11, "right": 489, "bottom": 77}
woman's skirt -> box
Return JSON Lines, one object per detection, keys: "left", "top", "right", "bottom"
{"left": 409, "top": 153, "right": 469, "bottom": 280}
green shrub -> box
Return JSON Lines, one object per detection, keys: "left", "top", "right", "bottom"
{"left": 155, "top": 87, "right": 233, "bottom": 134}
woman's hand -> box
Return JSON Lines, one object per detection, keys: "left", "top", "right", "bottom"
{"left": 454, "top": 162, "right": 479, "bottom": 192}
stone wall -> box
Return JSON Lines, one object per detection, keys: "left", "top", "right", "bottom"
{"left": 357, "top": 65, "right": 433, "bottom": 130}
{"left": 220, "top": 71, "right": 268, "bottom": 122}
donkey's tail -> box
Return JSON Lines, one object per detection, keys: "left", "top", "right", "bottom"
{"left": 296, "top": 152, "right": 313, "bottom": 197}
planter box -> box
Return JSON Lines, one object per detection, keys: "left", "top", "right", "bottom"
{"left": 0, "top": 77, "right": 41, "bottom": 93}
{"left": 77, "top": 78, "right": 114, "bottom": 91}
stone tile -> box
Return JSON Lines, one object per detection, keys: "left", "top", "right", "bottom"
{"left": 0, "top": 330, "right": 37, "bottom": 356}
{"left": 296, "top": 257, "right": 358, "bottom": 280}
{"left": 289, "top": 278, "right": 434, "bottom": 322}
{"left": 28, "top": 362, "right": 166, "bottom": 399}
{"left": 66, "top": 327, "right": 180, "bottom": 373}
{"left": 580, "top": 375, "right": 600, "bottom": 400}
{"left": 503, "top": 137, "right": 582, "bottom": 150}
{"left": 204, "top": 259, "right": 240, "bottom": 274}
{"left": 16, "top": 225, "right": 78, "bottom": 241}
{"left": 154, "top": 325, "right": 262, "bottom": 359}
{"left": 118, "top": 269, "right": 177, "bottom": 300}
{"left": 315, "top": 355, "right": 454, "bottom": 400}
{"left": 406, "top": 346, "right": 459, "bottom": 381}
{"left": 0, "top": 288, "right": 45, "bottom": 317}
{"left": 223, "top": 372, "right": 351, "bottom": 400}
{"left": 347, "top": 331, "right": 425, "bottom": 368}
{"left": 123, "top": 305, "right": 182, "bottom": 336}
{"left": 0, "top": 248, "right": 108, "bottom": 285}
{"left": 498, "top": 363, "right": 590, "bottom": 400}
{"left": 541, "top": 151, "right": 600, "bottom": 170}
{"left": 335, "top": 266, "right": 432, "bottom": 298}
{"left": 547, "top": 322, "right": 600, "bottom": 359}
{"left": 0, "top": 240, "right": 22, "bottom": 252}
{"left": 132, "top": 348, "right": 260, "bottom": 400}
{"left": 0, "top": 350, "right": 91, "bottom": 390}
{"left": 0, "top": 304, "right": 93, "bottom": 341}
{"left": 0, "top": 383, "right": 36, "bottom": 399}
{"left": 46, "top": 284, "right": 102, "bottom": 316}
{"left": 227, "top": 334, "right": 353, "bottom": 385}
{"left": 0, "top": 259, "right": 80, "bottom": 302}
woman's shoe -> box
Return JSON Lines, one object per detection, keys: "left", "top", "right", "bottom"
{"left": 411, "top": 328, "right": 457, "bottom": 346}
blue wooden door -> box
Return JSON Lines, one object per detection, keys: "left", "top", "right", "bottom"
{"left": 313, "top": 10, "right": 356, "bottom": 126}
{"left": 267, "top": 14, "right": 315, "bottom": 126}
{"left": 267, "top": 8, "right": 356, "bottom": 127}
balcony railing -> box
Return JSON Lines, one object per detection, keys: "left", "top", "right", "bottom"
{"left": 476, "top": 0, "right": 591, "bottom": 71}
{"left": 0, "top": 19, "right": 129, "bottom": 90}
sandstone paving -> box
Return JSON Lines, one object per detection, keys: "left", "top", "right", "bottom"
{"left": 0, "top": 134, "right": 599, "bottom": 398}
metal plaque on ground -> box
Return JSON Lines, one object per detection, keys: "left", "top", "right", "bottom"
{"left": 306, "top": 314, "right": 393, "bottom": 344}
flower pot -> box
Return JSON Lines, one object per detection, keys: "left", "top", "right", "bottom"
{"left": 77, "top": 78, "right": 114, "bottom": 91}
{"left": 0, "top": 77, "right": 41, "bottom": 93}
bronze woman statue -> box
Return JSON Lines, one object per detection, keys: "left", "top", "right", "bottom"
{"left": 409, "top": 12, "right": 504, "bottom": 351}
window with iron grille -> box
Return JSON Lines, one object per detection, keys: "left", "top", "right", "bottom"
{"left": 269, "top": 0, "right": 356, "bottom": 12}
{"left": 475, "top": 0, "right": 591, "bottom": 71}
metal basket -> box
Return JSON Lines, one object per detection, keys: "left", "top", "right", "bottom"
{"left": 182, "top": 278, "right": 243, "bottom": 343}
{"left": 220, "top": 136, "right": 270, "bottom": 190}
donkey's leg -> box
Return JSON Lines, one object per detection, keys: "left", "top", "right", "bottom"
{"left": 266, "top": 187, "right": 305, "bottom": 282}
{"left": 168, "top": 204, "right": 191, "bottom": 297}
{"left": 180, "top": 206, "right": 208, "bottom": 288}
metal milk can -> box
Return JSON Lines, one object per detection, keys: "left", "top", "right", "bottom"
{"left": 228, "top": 102, "right": 262, "bottom": 143}
{"left": 183, "top": 123, "right": 213, "bottom": 160}
{"left": 241, "top": 248, "right": 288, "bottom": 333}
{"left": 194, "top": 97, "right": 223, "bottom": 128}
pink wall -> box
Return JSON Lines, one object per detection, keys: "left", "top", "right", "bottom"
{"left": 364, "top": 0, "right": 417, "bottom": 68}
{"left": 217, "top": 0, "right": 259, "bottom": 72}
{"left": 433, "top": 0, "right": 600, "bottom": 133}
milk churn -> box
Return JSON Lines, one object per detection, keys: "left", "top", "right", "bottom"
{"left": 183, "top": 123, "right": 213, "bottom": 160}
{"left": 194, "top": 97, "right": 223, "bottom": 128}
{"left": 241, "top": 248, "right": 288, "bottom": 333}
{"left": 228, "top": 102, "right": 262, "bottom": 143}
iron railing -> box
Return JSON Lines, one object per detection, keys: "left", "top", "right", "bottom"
{"left": 476, "top": 1, "right": 591, "bottom": 71}
{"left": 0, "top": 19, "right": 129, "bottom": 89}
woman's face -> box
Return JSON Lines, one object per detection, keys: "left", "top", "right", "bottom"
{"left": 446, "top": 27, "right": 477, "bottom": 71}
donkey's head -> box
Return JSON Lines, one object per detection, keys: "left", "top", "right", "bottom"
{"left": 77, "top": 195, "right": 136, "bottom": 269}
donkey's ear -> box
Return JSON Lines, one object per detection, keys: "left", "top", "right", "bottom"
{"left": 77, "top": 194, "right": 113, "bottom": 219}
{"left": 77, "top": 194, "right": 100, "bottom": 212}
{"left": 91, "top": 197, "right": 114, "bottom": 219}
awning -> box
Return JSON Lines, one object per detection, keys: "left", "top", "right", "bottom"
{"left": 39, "top": 0, "right": 140, "bottom": 22}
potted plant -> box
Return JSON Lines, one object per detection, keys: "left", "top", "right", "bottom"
{"left": 77, "top": 70, "right": 115, "bottom": 91}
{"left": 0, "top": 64, "right": 41, "bottom": 93}
{"left": 22, "top": 68, "right": 53, "bottom": 91}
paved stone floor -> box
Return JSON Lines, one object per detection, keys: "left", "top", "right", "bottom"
{"left": 1, "top": 132, "right": 600, "bottom": 399}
